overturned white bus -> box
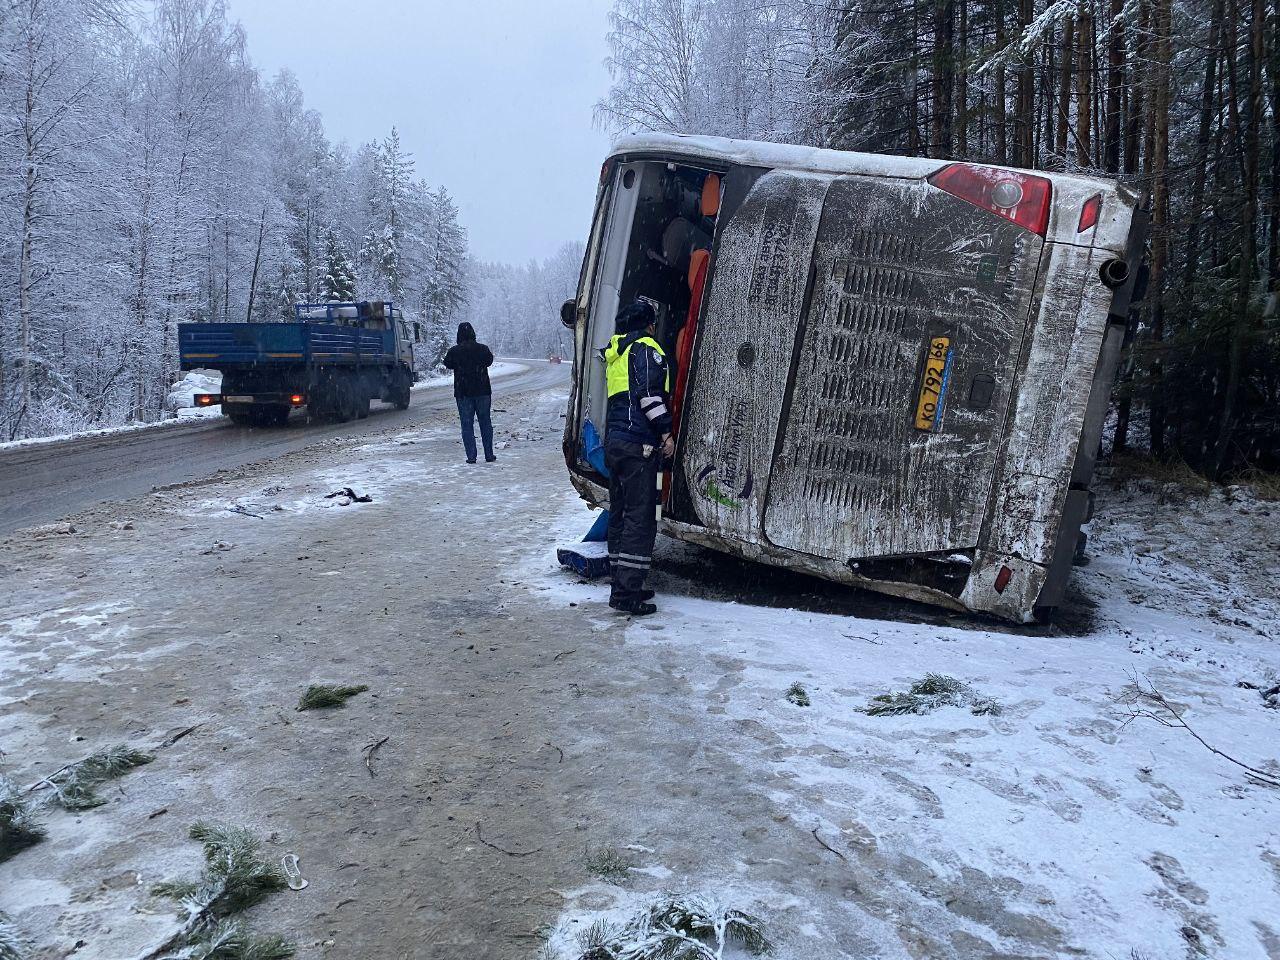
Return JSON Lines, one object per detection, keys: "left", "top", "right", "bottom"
{"left": 561, "top": 133, "right": 1146, "bottom": 623}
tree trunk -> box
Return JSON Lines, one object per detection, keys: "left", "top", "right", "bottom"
{"left": 1104, "top": 0, "right": 1125, "bottom": 171}
{"left": 1076, "top": 10, "right": 1093, "bottom": 167}
{"left": 1057, "top": 16, "right": 1074, "bottom": 163}
{"left": 1211, "top": 0, "right": 1265, "bottom": 476}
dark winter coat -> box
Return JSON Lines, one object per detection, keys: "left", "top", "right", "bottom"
{"left": 443, "top": 323, "right": 494, "bottom": 398}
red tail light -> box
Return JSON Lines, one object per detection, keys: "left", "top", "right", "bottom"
{"left": 1078, "top": 194, "right": 1101, "bottom": 233}
{"left": 994, "top": 565, "right": 1013, "bottom": 594}
{"left": 928, "top": 164, "right": 1053, "bottom": 236}
{"left": 290, "top": 394, "right": 304, "bottom": 405}
{"left": 195, "top": 394, "right": 216, "bottom": 406}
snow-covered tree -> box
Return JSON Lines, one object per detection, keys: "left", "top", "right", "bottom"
{"left": 320, "top": 230, "right": 357, "bottom": 302}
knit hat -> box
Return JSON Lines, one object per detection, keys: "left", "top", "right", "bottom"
{"left": 615, "top": 299, "right": 656, "bottom": 334}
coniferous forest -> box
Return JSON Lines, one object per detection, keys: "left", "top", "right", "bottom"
{"left": 0, "top": 0, "right": 468, "bottom": 441}
{"left": 598, "top": 0, "right": 1280, "bottom": 478}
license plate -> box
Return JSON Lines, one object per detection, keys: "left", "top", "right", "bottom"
{"left": 223, "top": 395, "right": 253, "bottom": 404}
{"left": 914, "top": 336, "right": 952, "bottom": 431}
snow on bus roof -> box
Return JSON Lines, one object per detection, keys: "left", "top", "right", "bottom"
{"left": 608, "top": 131, "right": 1130, "bottom": 195}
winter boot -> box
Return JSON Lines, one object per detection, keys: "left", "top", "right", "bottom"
{"left": 610, "top": 597, "right": 657, "bottom": 616}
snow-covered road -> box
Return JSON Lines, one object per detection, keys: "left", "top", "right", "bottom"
{"left": 0, "top": 360, "right": 549, "bottom": 536}
{"left": 1, "top": 377, "right": 1277, "bottom": 960}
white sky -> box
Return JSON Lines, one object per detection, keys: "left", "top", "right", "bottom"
{"left": 229, "top": 0, "right": 615, "bottom": 265}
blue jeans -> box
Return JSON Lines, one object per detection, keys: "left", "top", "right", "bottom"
{"left": 457, "top": 394, "right": 494, "bottom": 462}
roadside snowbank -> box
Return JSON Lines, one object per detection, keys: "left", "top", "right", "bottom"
{"left": 529, "top": 480, "right": 1280, "bottom": 959}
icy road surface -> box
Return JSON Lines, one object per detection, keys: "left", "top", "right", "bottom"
{"left": 0, "top": 359, "right": 547, "bottom": 536}
{"left": 0, "top": 376, "right": 1277, "bottom": 959}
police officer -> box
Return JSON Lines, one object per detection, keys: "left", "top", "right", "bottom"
{"left": 602, "top": 299, "right": 674, "bottom": 616}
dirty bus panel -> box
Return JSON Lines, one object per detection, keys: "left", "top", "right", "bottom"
{"left": 563, "top": 133, "right": 1145, "bottom": 624}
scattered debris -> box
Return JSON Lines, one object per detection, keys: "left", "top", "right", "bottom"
{"left": 297, "top": 684, "right": 369, "bottom": 711}
{"left": 32, "top": 745, "right": 155, "bottom": 810}
{"left": 1236, "top": 675, "right": 1280, "bottom": 710}
{"left": 143, "top": 822, "right": 292, "bottom": 960}
{"left": 0, "top": 777, "right": 44, "bottom": 863}
{"left": 28, "top": 522, "right": 75, "bottom": 536}
{"left": 550, "top": 894, "right": 770, "bottom": 960}
{"left": 155, "top": 723, "right": 205, "bottom": 751}
{"left": 280, "top": 853, "right": 308, "bottom": 891}
{"left": 474, "top": 821, "right": 542, "bottom": 858}
{"left": 811, "top": 827, "right": 847, "bottom": 862}
{"left": 0, "top": 911, "right": 28, "bottom": 960}
{"left": 110, "top": 520, "right": 135, "bottom": 531}
{"left": 1118, "top": 674, "right": 1280, "bottom": 788}
{"left": 583, "top": 846, "right": 631, "bottom": 883}
{"left": 324, "top": 487, "right": 372, "bottom": 504}
{"left": 864, "top": 674, "right": 1002, "bottom": 717}
{"left": 785, "top": 682, "right": 811, "bottom": 707}
{"left": 361, "top": 736, "right": 389, "bottom": 776}
{"left": 227, "top": 505, "right": 264, "bottom": 520}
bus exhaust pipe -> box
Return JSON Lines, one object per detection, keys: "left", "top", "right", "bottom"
{"left": 1100, "top": 258, "right": 1130, "bottom": 289}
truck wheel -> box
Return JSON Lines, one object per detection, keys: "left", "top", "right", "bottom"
{"left": 391, "top": 375, "right": 411, "bottom": 410}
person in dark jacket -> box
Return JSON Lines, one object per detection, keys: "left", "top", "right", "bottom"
{"left": 443, "top": 322, "right": 496, "bottom": 464}
{"left": 602, "top": 299, "right": 674, "bottom": 616}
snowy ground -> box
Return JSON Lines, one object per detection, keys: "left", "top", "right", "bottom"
{"left": 1, "top": 382, "right": 1277, "bottom": 959}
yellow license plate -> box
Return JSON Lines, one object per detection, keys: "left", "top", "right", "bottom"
{"left": 914, "top": 336, "right": 951, "bottom": 431}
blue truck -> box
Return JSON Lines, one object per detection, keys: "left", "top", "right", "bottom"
{"left": 177, "top": 302, "right": 420, "bottom": 426}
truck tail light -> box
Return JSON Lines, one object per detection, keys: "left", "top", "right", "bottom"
{"left": 290, "top": 394, "right": 305, "bottom": 405}
{"left": 928, "top": 164, "right": 1053, "bottom": 236}
{"left": 195, "top": 394, "right": 219, "bottom": 406}
{"left": 1078, "top": 194, "right": 1101, "bottom": 232}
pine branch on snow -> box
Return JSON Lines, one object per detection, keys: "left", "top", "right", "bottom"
{"left": 865, "top": 674, "right": 1002, "bottom": 717}
{"left": 297, "top": 684, "right": 368, "bottom": 711}
{"left": 41, "top": 745, "right": 154, "bottom": 810}
{"left": 785, "top": 682, "right": 811, "bottom": 707}
{"left": 561, "top": 894, "right": 771, "bottom": 960}
{"left": 143, "top": 822, "right": 292, "bottom": 960}
{"left": 0, "top": 776, "right": 45, "bottom": 862}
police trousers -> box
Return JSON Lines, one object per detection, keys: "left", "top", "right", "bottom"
{"left": 605, "top": 437, "right": 658, "bottom": 601}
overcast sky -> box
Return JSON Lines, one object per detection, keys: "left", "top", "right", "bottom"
{"left": 229, "top": 0, "right": 615, "bottom": 265}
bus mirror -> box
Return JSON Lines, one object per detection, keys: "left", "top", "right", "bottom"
{"left": 413, "top": 322, "right": 422, "bottom": 343}
{"left": 560, "top": 299, "right": 577, "bottom": 328}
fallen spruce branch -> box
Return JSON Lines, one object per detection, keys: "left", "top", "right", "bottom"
{"left": 785, "top": 682, "right": 810, "bottom": 707}
{"left": 1118, "top": 673, "right": 1280, "bottom": 789}
{"left": 138, "top": 821, "right": 292, "bottom": 960}
{"left": 27, "top": 745, "right": 154, "bottom": 811}
{"left": 297, "top": 684, "right": 368, "bottom": 711}
{"left": 562, "top": 894, "right": 770, "bottom": 960}
{"left": 0, "top": 776, "right": 45, "bottom": 864}
{"left": 864, "top": 674, "right": 1001, "bottom": 717}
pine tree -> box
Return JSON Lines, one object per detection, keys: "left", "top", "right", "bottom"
{"left": 320, "top": 231, "right": 357, "bottom": 302}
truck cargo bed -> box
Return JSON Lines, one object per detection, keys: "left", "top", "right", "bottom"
{"left": 179, "top": 322, "right": 398, "bottom": 369}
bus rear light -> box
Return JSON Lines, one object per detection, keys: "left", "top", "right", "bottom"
{"left": 928, "top": 164, "right": 1053, "bottom": 236}
{"left": 994, "top": 565, "right": 1013, "bottom": 594}
{"left": 1078, "top": 194, "right": 1102, "bottom": 232}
